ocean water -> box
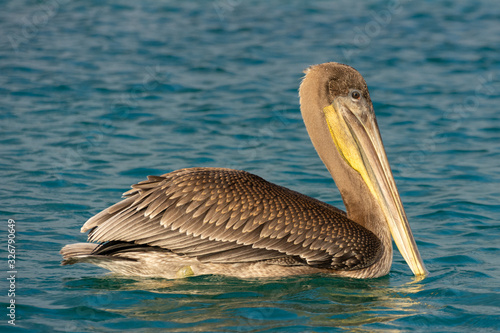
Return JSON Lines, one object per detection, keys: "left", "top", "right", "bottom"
{"left": 1, "top": 0, "right": 499, "bottom": 332}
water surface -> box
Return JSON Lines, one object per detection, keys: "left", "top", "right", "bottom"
{"left": 1, "top": 0, "right": 499, "bottom": 332}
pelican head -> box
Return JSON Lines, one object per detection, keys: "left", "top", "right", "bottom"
{"left": 300, "top": 62, "right": 428, "bottom": 277}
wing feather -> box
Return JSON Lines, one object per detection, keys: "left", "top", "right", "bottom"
{"left": 81, "top": 168, "right": 382, "bottom": 270}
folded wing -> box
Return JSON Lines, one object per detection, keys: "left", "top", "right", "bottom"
{"left": 82, "top": 167, "right": 382, "bottom": 270}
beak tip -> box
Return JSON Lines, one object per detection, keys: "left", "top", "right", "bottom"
{"left": 412, "top": 264, "right": 429, "bottom": 279}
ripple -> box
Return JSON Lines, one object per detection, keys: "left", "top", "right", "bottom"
{"left": 2, "top": 0, "right": 500, "bottom": 332}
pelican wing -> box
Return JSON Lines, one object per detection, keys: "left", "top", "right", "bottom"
{"left": 82, "top": 168, "right": 382, "bottom": 270}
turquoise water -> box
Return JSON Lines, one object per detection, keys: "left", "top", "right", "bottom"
{"left": 1, "top": 0, "right": 500, "bottom": 331}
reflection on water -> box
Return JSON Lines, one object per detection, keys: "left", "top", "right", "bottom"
{"left": 62, "top": 273, "right": 428, "bottom": 331}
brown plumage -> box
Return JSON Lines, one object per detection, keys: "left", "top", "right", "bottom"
{"left": 61, "top": 62, "right": 427, "bottom": 279}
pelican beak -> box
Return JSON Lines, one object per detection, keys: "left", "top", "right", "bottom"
{"left": 323, "top": 98, "right": 428, "bottom": 277}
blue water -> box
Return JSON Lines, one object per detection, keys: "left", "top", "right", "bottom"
{"left": 1, "top": 0, "right": 499, "bottom": 331}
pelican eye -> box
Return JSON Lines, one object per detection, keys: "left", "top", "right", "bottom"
{"left": 351, "top": 90, "right": 362, "bottom": 101}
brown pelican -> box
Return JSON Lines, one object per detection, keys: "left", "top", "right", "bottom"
{"left": 61, "top": 62, "right": 428, "bottom": 279}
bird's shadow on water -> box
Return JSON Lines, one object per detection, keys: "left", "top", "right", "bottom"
{"left": 60, "top": 272, "right": 430, "bottom": 331}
